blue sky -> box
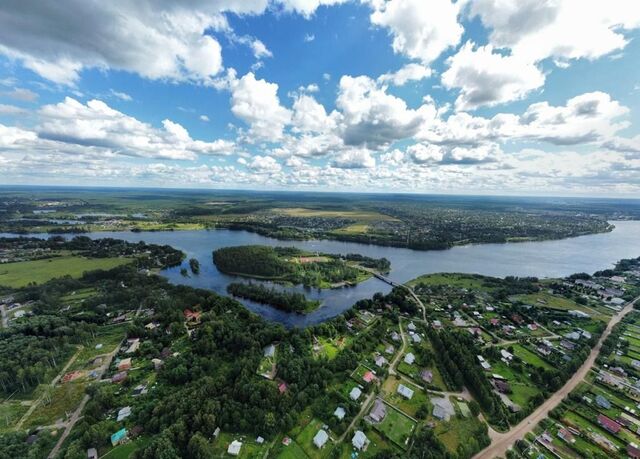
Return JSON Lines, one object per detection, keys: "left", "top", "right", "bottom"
{"left": 0, "top": 0, "right": 639, "bottom": 196}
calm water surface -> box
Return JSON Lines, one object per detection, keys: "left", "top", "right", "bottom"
{"left": 4, "top": 220, "right": 639, "bottom": 326}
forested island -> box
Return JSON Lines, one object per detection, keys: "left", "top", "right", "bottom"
{"left": 212, "top": 245, "right": 389, "bottom": 288}
{"left": 227, "top": 282, "right": 320, "bottom": 313}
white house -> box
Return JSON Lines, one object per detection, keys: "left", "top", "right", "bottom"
{"left": 334, "top": 406, "right": 346, "bottom": 420}
{"left": 227, "top": 440, "right": 242, "bottom": 456}
{"left": 404, "top": 353, "right": 415, "bottom": 365}
{"left": 116, "top": 406, "right": 131, "bottom": 422}
{"left": 349, "top": 387, "right": 362, "bottom": 401}
{"left": 397, "top": 384, "right": 414, "bottom": 400}
{"left": 352, "top": 431, "right": 369, "bottom": 450}
{"left": 313, "top": 429, "right": 329, "bottom": 448}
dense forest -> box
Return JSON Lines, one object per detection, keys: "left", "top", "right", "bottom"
{"left": 0, "top": 236, "right": 184, "bottom": 268}
{"left": 227, "top": 282, "right": 319, "bottom": 313}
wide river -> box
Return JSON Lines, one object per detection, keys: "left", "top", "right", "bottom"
{"left": 4, "top": 220, "right": 639, "bottom": 326}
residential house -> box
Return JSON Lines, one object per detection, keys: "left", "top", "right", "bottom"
{"left": 421, "top": 370, "right": 433, "bottom": 384}
{"left": 628, "top": 444, "right": 640, "bottom": 459}
{"left": 397, "top": 384, "right": 414, "bottom": 399}
{"left": 407, "top": 322, "right": 416, "bottom": 331}
{"left": 117, "top": 406, "right": 131, "bottom": 422}
{"left": 597, "top": 414, "right": 621, "bottom": 434}
{"left": 313, "top": 430, "right": 329, "bottom": 448}
{"left": 125, "top": 338, "right": 140, "bottom": 354}
{"left": 557, "top": 428, "right": 575, "bottom": 444}
{"left": 264, "top": 344, "right": 276, "bottom": 358}
{"left": 183, "top": 309, "right": 201, "bottom": 324}
{"left": 404, "top": 353, "right": 415, "bottom": 365}
{"left": 432, "top": 398, "right": 454, "bottom": 421}
{"left": 369, "top": 399, "right": 386, "bottom": 423}
{"left": 363, "top": 371, "right": 376, "bottom": 383}
{"left": 350, "top": 387, "right": 362, "bottom": 401}
{"left": 227, "top": 440, "right": 242, "bottom": 456}
{"left": 596, "top": 395, "right": 611, "bottom": 409}
{"left": 111, "top": 371, "right": 127, "bottom": 384}
{"left": 132, "top": 384, "right": 147, "bottom": 396}
{"left": 375, "top": 355, "right": 388, "bottom": 367}
{"left": 87, "top": 448, "right": 98, "bottom": 459}
{"left": 453, "top": 317, "right": 466, "bottom": 327}
{"left": 117, "top": 358, "right": 132, "bottom": 371}
{"left": 111, "top": 428, "right": 127, "bottom": 446}
{"left": 568, "top": 310, "right": 590, "bottom": 318}
{"left": 500, "top": 349, "right": 513, "bottom": 361}
{"left": 494, "top": 380, "right": 511, "bottom": 393}
{"left": 352, "top": 431, "right": 369, "bottom": 451}
{"left": 334, "top": 407, "right": 346, "bottom": 420}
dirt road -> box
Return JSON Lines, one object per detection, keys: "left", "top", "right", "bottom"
{"left": 48, "top": 339, "right": 123, "bottom": 458}
{"left": 474, "top": 296, "right": 638, "bottom": 458}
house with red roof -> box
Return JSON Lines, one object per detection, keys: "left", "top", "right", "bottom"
{"left": 183, "top": 309, "right": 201, "bottom": 323}
{"left": 597, "top": 414, "right": 621, "bottom": 434}
{"left": 628, "top": 444, "right": 640, "bottom": 459}
{"left": 363, "top": 371, "right": 376, "bottom": 383}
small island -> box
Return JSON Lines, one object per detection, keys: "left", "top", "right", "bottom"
{"left": 227, "top": 282, "right": 320, "bottom": 313}
{"left": 212, "top": 245, "right": 390, "bottom": 289}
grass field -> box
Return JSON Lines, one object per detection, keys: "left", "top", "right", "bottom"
{"left": 374, "top": 405, "right": 416, "bottom": 449}
{"left": 24, "top": 382, "right": 86, "bottom": 428}
{"left": 276, "top": 439, "right": 309, "bottom": 459}
{"left": 382, "top": 379, "right": 429, "bottom": 418}
{"left": 408, "top": 273, "right": 490, "bottom": 290}
{"left": 510, "top": 344, "right": 553, "bottom": 370}
{"left": 334, "top": 429, "right": 392, "bottom": 458}
{"left": 332, "top": 223, "right": 370, "bottom": 235}
{"left": 0, "top": 401, "right": 29, "bottom": 431}
{"left": 514, "top": 292, "right": 610, "bottom": 321}
{"left": 277, "top": 208, "right": 395, "bottom": 221}
{"left": 435, "top": 416, "right": 486, "bottom": 454}
{"left": 0, "top": 255, "right": 131, "bottom": 288}
{"left": 71, "top": 325, "right": 125, "bottom": 371}
{"left": 294, "top": 418, "right": 333, "bottom": 459}
{"left": 102, "top": 437, "right": 151, "bottom": 459}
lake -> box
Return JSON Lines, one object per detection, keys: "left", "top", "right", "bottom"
{"left": 3, "top": 220, "right": 639, "bottom": 326}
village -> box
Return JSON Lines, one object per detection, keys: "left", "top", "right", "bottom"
{"left": 0, "top": 243, "right": 639, "bottom": 459}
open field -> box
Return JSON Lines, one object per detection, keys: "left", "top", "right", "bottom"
{"left": 0, "top": 401, "right": 29, "bottom": 431}
{"left": 0, "top": 256, "right": 131, "bottom": 288}
{"left": 511, "top": 344, "right": 553, "bottom": 370}
{"left": 435, "top": 416, "right": 487, "bottom": 454}
{"left": 102, "top": 437, "right": 151, "bottom": 459}
{"left": 374, "top": 404, "right": 416, "bottom": 449}
{"left": 276, "top": 208, "right": 395, "bottom": 221}
{"left": 71, "top": 325, "right": 125, "bottom": 371}
{"left": 408, "top": 273, "right": 491, "bottom": 290}
{"left": 23, "top": 382, "right": 86, "bottom": 428}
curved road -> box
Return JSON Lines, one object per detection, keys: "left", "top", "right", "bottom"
{"left": 474, "top": 296, "right": 638, "bottom": 459}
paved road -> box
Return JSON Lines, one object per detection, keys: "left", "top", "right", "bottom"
{"left": 48, "top": 340, "right": 123, "bottom": 459}
{"left": 473, "top": 296, "right": 639, "bottom": 459}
